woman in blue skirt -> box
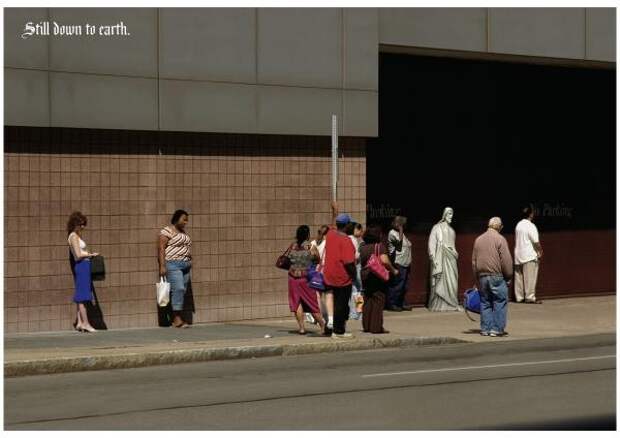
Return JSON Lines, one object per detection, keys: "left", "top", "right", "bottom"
{"left": 67, "top": 211, "right": 99, "bottom": 333}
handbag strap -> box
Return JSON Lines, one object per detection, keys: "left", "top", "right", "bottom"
{"left": 281, "top": 242, "right": 294, "bottom": 257}
{"left": 465, "top": 308, "right": 478, "bottom": 322}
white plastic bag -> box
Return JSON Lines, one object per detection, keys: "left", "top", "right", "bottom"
{"left": 156, "top": 276, "right": 170, "bottom": 307}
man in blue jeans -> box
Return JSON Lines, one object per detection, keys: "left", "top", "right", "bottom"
{"left": 386, "top": 216, "right": 413, "bottom": 311}
{"left": 472, "top": 217, "right": 513, "bottom": 337}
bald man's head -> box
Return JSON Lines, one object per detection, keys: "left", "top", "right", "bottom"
{"left": 488, "top": 217, "right": 503, "bottom": 231}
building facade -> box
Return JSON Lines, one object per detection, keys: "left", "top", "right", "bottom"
{"left": 4, "top": 8, "right": 616, "bottom": 332}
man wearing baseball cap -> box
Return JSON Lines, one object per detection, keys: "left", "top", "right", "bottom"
{"left": 322, "top": 202, "right": 357, "bottom": 337}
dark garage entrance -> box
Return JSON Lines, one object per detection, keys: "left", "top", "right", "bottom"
{"left": 367, "top": 53, "right": 616, "bottom": 306}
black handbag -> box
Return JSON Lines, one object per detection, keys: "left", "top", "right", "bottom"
{"left": 275, "top": 244, "right": 293, "bottom": 270}
{"left": 90, "top": 255, "right": 106, "bottom": 281}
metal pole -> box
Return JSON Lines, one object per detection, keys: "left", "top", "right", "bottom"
{"left": 331, "top": 114, "right": 338, "bottom": 201}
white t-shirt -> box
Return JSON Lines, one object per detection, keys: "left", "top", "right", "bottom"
{"left": 514, "top": 219, "right": 540, "bottom": 265}
{"left": 349, "top": 235, "right": 361, "bottom": 261}
{"left": 388, "top": 229, "right": 412, "bottom": 267}
{"left": 310, "top": 239, "right": 326, "bottom": 262}
{"left": 67, "top": 232, "right": 87, "bottom": 259}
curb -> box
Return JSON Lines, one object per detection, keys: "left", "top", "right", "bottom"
{"left": 4, "top": 336, "right": 467, "bottom": 377}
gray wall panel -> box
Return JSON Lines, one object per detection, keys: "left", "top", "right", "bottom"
{"left": 160, "top": 80, "right": 257, "bottom": 133}
{"left": 159, "top": 8, "right": 256, "bottom": 83}
{"left": 344, "top": 8, "right": 378, "bottom": 91}
{"left": 586, "top": 8, "right": 616, "bottom": 62}
{"left": 258, "top": 86, "right": 342, "bottom": 136}
{"left": 5, "top": 8, "right": 49, "bottom": 69}
{"left": 489, "top": 8, "right": 586, "bottom": 59}
{"left": 258, "top": 8, "right": 342, "bottom": 88}
{"left": 379, "top": 8, "right": 487, "bottom": 52}
{"left": 4, "top": 68, "right": 49, "bottom": 126}
{"left": 49, "top": 8, "right": 157, "bottom": 77}
{"left": 343, "top": 90, "right": 377, "bottom": 137}
{"left": 50, "top": 72, "right": 157, "bottom": 130}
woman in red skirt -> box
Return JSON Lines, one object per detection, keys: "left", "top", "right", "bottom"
{"left": 287, "top": 225, "right": 326, "bottom": 335}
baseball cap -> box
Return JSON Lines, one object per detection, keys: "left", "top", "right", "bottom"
{"left": 336, "top": 213, "right": 352, "bottom": 225}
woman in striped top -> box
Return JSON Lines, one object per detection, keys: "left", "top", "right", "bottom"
{"left": 158, "top": 209, "right": 192, "bottom": 328}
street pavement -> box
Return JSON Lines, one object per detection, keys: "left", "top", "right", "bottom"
{"left": 4, "top": 296, "right": 616, "bottom": 376}
{"left": 4, "top": 334, "right": 616, "bottom": 430}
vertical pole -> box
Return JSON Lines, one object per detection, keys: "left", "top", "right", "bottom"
{"left": 331, "top": 114, "right": 338, "bottom": 201}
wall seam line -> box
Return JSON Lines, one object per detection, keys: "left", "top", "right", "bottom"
{"left": 584, "top": 8, "right": 588, "bottom": 60}
{"left": 486, "top": 8, "right": 490, "bottom": 53}
{"left": 47, "top": 7, "right": 52, "bottom": 128}
{"left": 341, "top": 8, "right": 345, "bottom": 138}
{"left": 4, "top": 66, "right": 377, "bottom": 92}
{"left": 255, "top": 8, "right": 259, "bottom": 134}
{"left": 157, "top": 8, "right": 161, "bottom": 132}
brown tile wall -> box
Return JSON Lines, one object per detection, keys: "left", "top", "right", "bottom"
{"left": 4, "top": 127, "right": 366, "bottom": 333}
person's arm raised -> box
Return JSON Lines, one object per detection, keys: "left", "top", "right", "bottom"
{"left": 330, "top": 200, "right": 338, "bottom": 228}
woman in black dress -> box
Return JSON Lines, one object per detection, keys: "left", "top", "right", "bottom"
{"left": 360, "top": 225, "right": 399, "bottom": 334}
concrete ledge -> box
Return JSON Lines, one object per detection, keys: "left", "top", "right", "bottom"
{"left": 4, "top": 336, "right": 467, "bottom": 377}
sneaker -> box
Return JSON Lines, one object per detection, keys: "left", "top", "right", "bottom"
{"left": 323, "top": 327, "right": 333, "bottom": 337}
{"left": 305, "top": 313, "right": 317, "bottom": 324}
{"left": 480, "top": 331, "right": 490, "bottom": 336}
{"left": 401, "top": 304, "right": 414, "bottom": 311}
{"left": 489, "top": 330, "right": 508, "bottom": 337}
{"left": 332, "top": 332, "right": 353, "bottom": 338}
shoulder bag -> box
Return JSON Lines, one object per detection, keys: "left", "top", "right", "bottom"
{"left": 276, "top": 243, "right": 294, "bottom": 270}
{"left": 366, "top": 244, "right": 390, "bottom": 282}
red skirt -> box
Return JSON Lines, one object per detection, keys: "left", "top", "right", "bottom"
{"left": 288, "top": 276, "right": 320, "bottom": 313}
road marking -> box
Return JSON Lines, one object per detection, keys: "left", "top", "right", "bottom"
{"left": 362, "top": 355, "right": 617, "bottom": 378}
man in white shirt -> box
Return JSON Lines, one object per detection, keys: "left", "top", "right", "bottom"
{"left": 387, "top": 216, "right": 413, "bottom": 311}
{"left": 514, "top": 205, "right": 543, "bottom": 304}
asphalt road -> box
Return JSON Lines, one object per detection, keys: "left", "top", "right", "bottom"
{"left": 4, "top": 335, "right": 616, "bottom": 430}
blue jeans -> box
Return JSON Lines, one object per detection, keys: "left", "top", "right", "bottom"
{"left": 387, "top": 264, "right": 410, "bottom": 308}
{"left": 166, "top": 260, "right": 191, "bottom": 311}
{"left": 478, "top": 275, "right": 508, "bottom": 333}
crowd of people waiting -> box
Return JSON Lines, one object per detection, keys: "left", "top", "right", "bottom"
{"left": 280, "top": 201, "right": 406, "bottom": 337}
{"left": 281, "top": 202, "right": 543, "bottom": 338}
{"left": 65, "top": 200, "right": 541, "bottom": 338}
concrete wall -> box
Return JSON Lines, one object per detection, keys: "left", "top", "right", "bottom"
{"left": 6, "top": 8, "right": 615, "bottom": 137}
{"left": 379, "top": 7, "right": 616, "bottom": 62}
{"left": 4, "top": 127, "right": 366, "bottom": 333}
{"left": 5, "top": 7, "right": 378, "bottom": 137}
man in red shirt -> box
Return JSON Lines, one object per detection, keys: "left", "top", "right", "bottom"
{"left": 323, "top": 203, "right": 357, "bottom": 337}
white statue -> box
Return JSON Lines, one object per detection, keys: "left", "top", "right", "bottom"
{"left": 428, "top": 207, "right": 461, "bottom": 311}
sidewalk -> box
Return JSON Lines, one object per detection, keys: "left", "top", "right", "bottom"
{"left": 4, "top": 296, "right": 615, "bottom": 377}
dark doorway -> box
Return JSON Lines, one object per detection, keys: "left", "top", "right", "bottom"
{"left": 369, "top": 53, "right": 615, "bottom": 233}
{"left": 368, "top": 53, "right": 616, "bottom": 304}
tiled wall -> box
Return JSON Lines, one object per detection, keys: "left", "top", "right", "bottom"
{"left": 4, "top": 127, "right": 366, "bottom": 333}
